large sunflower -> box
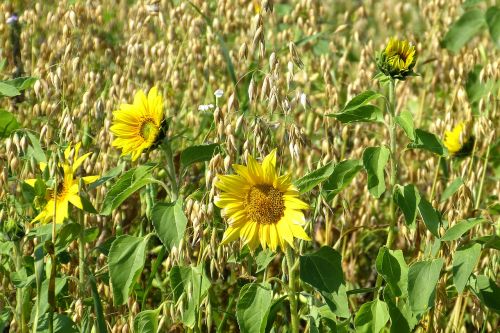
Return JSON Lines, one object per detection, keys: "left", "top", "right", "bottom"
{"left": 215, "top": 149, "right": 310, "bottom": 251}
{"left": 26, "top": 143, "right": 98, "bottom": 224}
{"left": 377, "top": 37, "right": 417, "bottom": 80}
{"left": 110, "top": 87, "right": 165, "bottom": 161}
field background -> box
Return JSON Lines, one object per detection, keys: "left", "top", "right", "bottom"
{"left": 0, "top": 0, "right": 499, "bottom": 332}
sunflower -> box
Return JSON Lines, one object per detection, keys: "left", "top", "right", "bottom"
{"left": 215, "top": 149, "right": 310, "bottom": 251}
{"left": 377, "top": 37, "right": 417, "bottom": 80}
{"left": 443, "top": 122, "right": 475, "bottom": 158}
{"left": 25, "top": 143, "right": 98, "bottom": 224}
{"left": 110, "top": 87, "right": 166, "bottom": 161}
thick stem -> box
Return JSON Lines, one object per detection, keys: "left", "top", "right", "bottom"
{"left": 48, "top": 159, "right": 58, "bottom": 333}
{"left": 429, "top": 156, "right": 442, "bottom": 202}
{"left": 475, "top": 144, "right": 490, "bottom": 210}
{"left": 78, "top": 208, "right": 85, "bottom": 295}
{"left": 163, "top": 140, "right": 179, "bottom": 201}
{"left": 285, "top": 247, "right": 299, "bottom": 333}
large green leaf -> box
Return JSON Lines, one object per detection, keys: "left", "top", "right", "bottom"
{"left": 485, "top": 6, "right": 500, "bottom": 48}
{"left": 151, "top": 200, "right": 187, "bottom": 251}
{"left": 408, "top": 259, "right": 443, "bottom": 313}
{"left": 393, "top": 184, "right": 420, "bottom": 227}
{"left": 0, "top": 81, "right": 20, "bottom": 97}
{"left": 376, "top": 247, "right": 408, "bottom": 297}
{"left": 3, "top": 76, "right": 38, "bottom": 91}
{"left": 295, "top": 162, "right": 335, "bottom": 194}
{"left": 418, "top": 197, "right": 441, "bottom": 238}
{"left": 108, "top": 235, "right": 149, "bottom": 305}
{"left": 395, "top": 110, "right": 415, "bottom": 141}
{"left": 299, "top": 246, "right": 344, "bottom": 293}
{"left": 169, "top": 265, "right": 210, "bottom": 304}
{"left": 362, "top": 146, "right": 390, "bottom": 198}
{"left": 407, "top": 129, "right": 447, "bottom": 156}
{"left": 440, "top": 177, "right": 463, "bottom": 203}
{"left": 328, "top": 90, "right": 384, "bottom": 123}
{"left": 321, "top": 283, "right": 350, "bottom": 319}
{"left": 470, "top": 274, "right": 500, "bottom": 312}
{"left": 441, "top": 218, "right": 487, "bottom": 241}
{"left": 100, "top": 165, "right": 154, "bottom": 215}
{"left": 37, "top": 313, "right": 78, "bottom": 333}
{"left": 453, "top": 242, "right": 481, "bottom": 293}
{"left": 180, "top": 143, "right": 219, "bottom": 170}
{"left": 134, "top": 309, "right": 160, "bottom": 333}
{"left": 354, "top": 299, "right": 390, "bottom": 333}
{"left": 384, "top": 288, "right": 418, "bottom": 333}
{"left": 236, "top": 282, "right": 273, "bottom": 333}
{"left": 322, "top": 159, "right": 363, "bottom": 201}
{"left": 442, "top": 9, "right": 486, "bottom": 53}
{"left": 0, "top": 109, "right": 20, "bottom": 138}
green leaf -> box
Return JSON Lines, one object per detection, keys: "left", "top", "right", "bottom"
{"left": 453, "top": 242, "right": 481, "bottom": 293}
{"left": 384, "top": 288, "right": 418, "bottom": 333}
{"left": 393, "top": 184, "right": 421, "bottom": 227}
{"left": 299, "top": 246, "right": 345, "bottom": 293}
{"left": 295, "top": 162, "right": 335, "bottom": 194}
{"left": 133, "top": 309, "right": 160, "bottom": 333}
{"left": 354, "top": 299, "right": 390, "bottom": 333}
{"left": 169, "top": 265, "right": 210, "bottom": 304}
{"left": 408, "top": 258, "right": 444, "bottom": 313}
{"left": 376, "top": 247, "right": 408, "bottom": 297}
{"left": 441, "top": 218, "right": 487, "bottom": 241}
{"left": 322, "top": 159, "right": 363, "bottom": 201}
{"left": 100, "top": 165, "right": 154, "bottom": 215}
{"left": 3, "top": 76, "right": 38, "bottom": 91}
{"left": 442, "top": 9, "right": 486, "bottom": 53}
{"left": 440, "top": 177, "right": 464, "bottom": 203}
{"left": 486, "top": 6, "right": 500, "bottom": 48}
{"left": 26, "top": 132, "right": 47, "bottom": 163}
{"left": 0, "top": 81, "right": 20, "bottom": 97}
{"left": 37, "top": 313, "right": 78, "bottom": 333}
{"left": 407, "top": 129, "right": 448, "bottom": 156}
{"left": 470, "top": 274, "right": 500, "bottom": 312}
{"left": 395, "top": 110, "right": 415, "bottom": 141}
{"left": 180, "top": 143, "right": 219, "bottom": 170}
{"left": 255, "top": 249, "right": 276, "bottom": 273}
{"left": 236, "top": 282, "right": 273, "bottom": 333}
{"left": 0, "top": 109, "right": 20, "bottom": 138}
{"left": 88, "top": 164, "right": 124, "bottom": 190}
{"left": 151, "top": 200, "right": 187, "bottom": 251}
{"left": 321, "top": 283, "right": 350, "bottom": 319}
{"left": 108, "top": 235, "right": 148, "bottom": 305}
{"left": 343, "top": 91, "right": 384, "bottom": 112}
{"left": 362, "top": 146, "right": 390, "bottom": 198}
{"left": 418, "top": 197, "right": 441, "bottom": 238}
{"left": 328, "top": 105, "right": 383, "bottom": 123}
{"left": 473, "top": 234, "right": 500, "bottom": 250}
{"left": 55, "top": 223, "right": 81, "bottom": 254}
{"left": 88, "top": 272, "right": 107, "bottom": 333}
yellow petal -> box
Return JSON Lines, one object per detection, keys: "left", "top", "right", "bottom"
{"left": 220, "top": 226, "right": 241, "bottom": 246}
{"left": 82, "top": 175, "right": 99, "bottom": 184}
{"left": 262, "top": 149, "right": 277, "bottom": 184}
{"left": 25, "top": 178, "right": 37, "bottom": 187}
{"left": 68, "top": 194, "right": 83, "bottom": 210}
{"left": 64, "top": 143, "right": 72, "bottom": 160}
{"left": 73, "top": 152, "right": 92, "bottom": 171}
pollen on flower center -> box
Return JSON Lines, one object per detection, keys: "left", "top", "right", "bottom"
{"left": 140, "top": 118, "right": 158, "bottom": 140}
{"left": 245, "top": 184, "right": 285, "bottom": 224}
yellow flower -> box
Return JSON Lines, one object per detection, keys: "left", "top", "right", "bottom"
{"left": 443, "top": 122, "right": 474, "bottom": 158}
{"left": 215, "top": 149, "right": 311, "bottom": 251}
{"left": 377, "top": 37, "right": 417, "bottom": 80}
{"left": 25, "top": 143, "right": 98, "bottom": 224}
{"left": 110, "top": 87, "right": 165, "bottom": 161}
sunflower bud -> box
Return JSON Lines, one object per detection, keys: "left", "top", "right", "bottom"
{"left": 377, "top": 37, "right": 417, "bottom": 80}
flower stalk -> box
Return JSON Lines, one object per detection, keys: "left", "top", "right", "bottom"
{"left": 285, "top": 246, "right": 299, "bottom": 333}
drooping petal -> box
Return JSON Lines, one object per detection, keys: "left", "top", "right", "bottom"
{"left": 68, "top": 194, "right": 83, "bottom": 210}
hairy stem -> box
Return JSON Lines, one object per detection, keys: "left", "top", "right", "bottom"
{"left": 285, "top": 246, "right": 299, "bottom": 333}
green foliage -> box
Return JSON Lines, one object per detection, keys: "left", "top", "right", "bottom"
{"left": 470, "top": 275, "right": 500, "bottom": 312}
{"left": 108, "top": 235, "right": 149, "bottom": 305}
{"left": 453, "top": 242, "right": 482, "bottom": 293}
{"left": 133, "top": 309, "right": 160, "bottom": 333}
{"left": 236, "top": 283, "right": 273, "bottom": 333}
{"left": 362, "top": 146, "right": 390, "bottom": 198}
{"left": 407, "top": 129, "right": 447, "bottom": 156}
{"left": 441, "top": 218, "right": 487, "bottom": 241}
{"left": 0, "top": 109, "right": 20, "bottom": 138}
{"left": 417, "top": 197, "right": 441, "bottom": 238}
{"left": 376, "top": 247, "right": 408, "bottom": 297}
{"left": 295, "top": 162, "right": 335, "bottom": 194}
{"left": 393, "top": 184, "right": 420, "bottom": 227}
{"left": 408, "top": 259, "right": 443, "bottom": 313}
{"left": 442, "top": 9, "right": 486, "bottom": 53}
{"left": 328, "top": 90, "right": 384, "bottom": 123}
{"left": 322, "top": 159, "right": 363, "bottom": 201}
{"left": 440, "top": 177, "right": 463, "bottom": 202}
{"left": 395, "top": 110, "right": 415, "bottom": 141}
{"left": 100, "top": 165, "right": 155, "bottom": 215}
{"left": 180, "top": 143, "right": 219, "bottom": 170}
{"left": 354, "top": 299, "right": 390, "bottom": 333}
{"left": 151, "top": 200, "right": 187, "bottom": 251}
{"left": 299, "top": 246, "right": 344, "bottom": 293}
{"left": 485, "top": 7, "right": 500, "bottom": 48}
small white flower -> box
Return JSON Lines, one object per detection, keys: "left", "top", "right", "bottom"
{"left": 6, "top": 14, "right": 19, "bottom": 25}
{"left": 214, "top": 89, "right": 224, "bottom": 98}
{"left": 198, "top": 104, "right": 215, "bottom": 111}
{"left": 300, "top": 93, "right": 307, "bottom": 109}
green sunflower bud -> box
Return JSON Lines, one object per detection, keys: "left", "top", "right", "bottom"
{"left": 377, "top": 37, "right": 417, "bottom": 80}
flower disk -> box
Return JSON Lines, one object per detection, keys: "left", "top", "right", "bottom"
{"left": 377, "top": 37, "right": 417, "bottom": 80}
{"left": 110, "top": 87, "right": 164, "bottom": 161}
{"left": 215, "top": 149, "right": 311, "bottom": 251}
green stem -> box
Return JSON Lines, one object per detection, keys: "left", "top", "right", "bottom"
{"left": 78, "top": 206, "right": 85, "bottom": 296}
{"left": 375, "top": 79, "right": 398, "bottom": 292}
{"left": 475, "top": 144, "right": 490, "bottom": 210}
{"left": 48, "top": 157, "right": 58, "bottom": 333}
{"left": 285, "top": 247, "right": 299, "bottom": 333}
{"left": 429, "top": 156, "right": 442, "bottom": 202}
{"left": 14, "top": 242, "right": 27, "bottom": 333}
{"left": 163, "top": 140, "right": 179, "bottom": 201}
{"left": 216, "top": 293, "right": 235, "bottom": 333}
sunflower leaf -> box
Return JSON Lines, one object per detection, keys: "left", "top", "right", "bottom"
{"left": 100, "top": 165, "right": 155, "bottom": 215}
{"left": 295, "top": 162, "right": 335, "bottom": 194}
{"left": 180, "top": 143, "right": 219, "bottom": 170}
{"left": 395, "top": 110, "right": 415, "bottom": 141}
{"left": 486, "top": 6, "right": 500, "bottom": 48}
{"left": 407, "top": 129, "right": 448, "bottom": 157}
{"left": 362, "top": 146, "right": 390, "bottom": 198}
{"left": 453, "top": 242, "right": 482, "bottom": 293}
{"left": 299, "top": 246, "right": 345, "bottom": 293}
{"left": 393, "top": 184, "right": 421, "bottom": 227}
{"left": 151, "top": 200, "right": 187, "bottom": 252}
{"left": 236, "top": 282, "right": 273, "bottom": 333}
{"left": 0, "top": 109, "right": 20, "bottom": 138}
{"left": 408, "top": 258, "right": 444, "bottom": 313}
{"left": 442, "top": 9, "right": 486, "bottom": 53}
{"left": 354, "top": 299, "right": 390, "bottom": 333}
{"left": 441, "top": 218, "right": 488, "bottom": 241}
{"left": 322, "top": 159, "right": 363, "bottom": 201}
